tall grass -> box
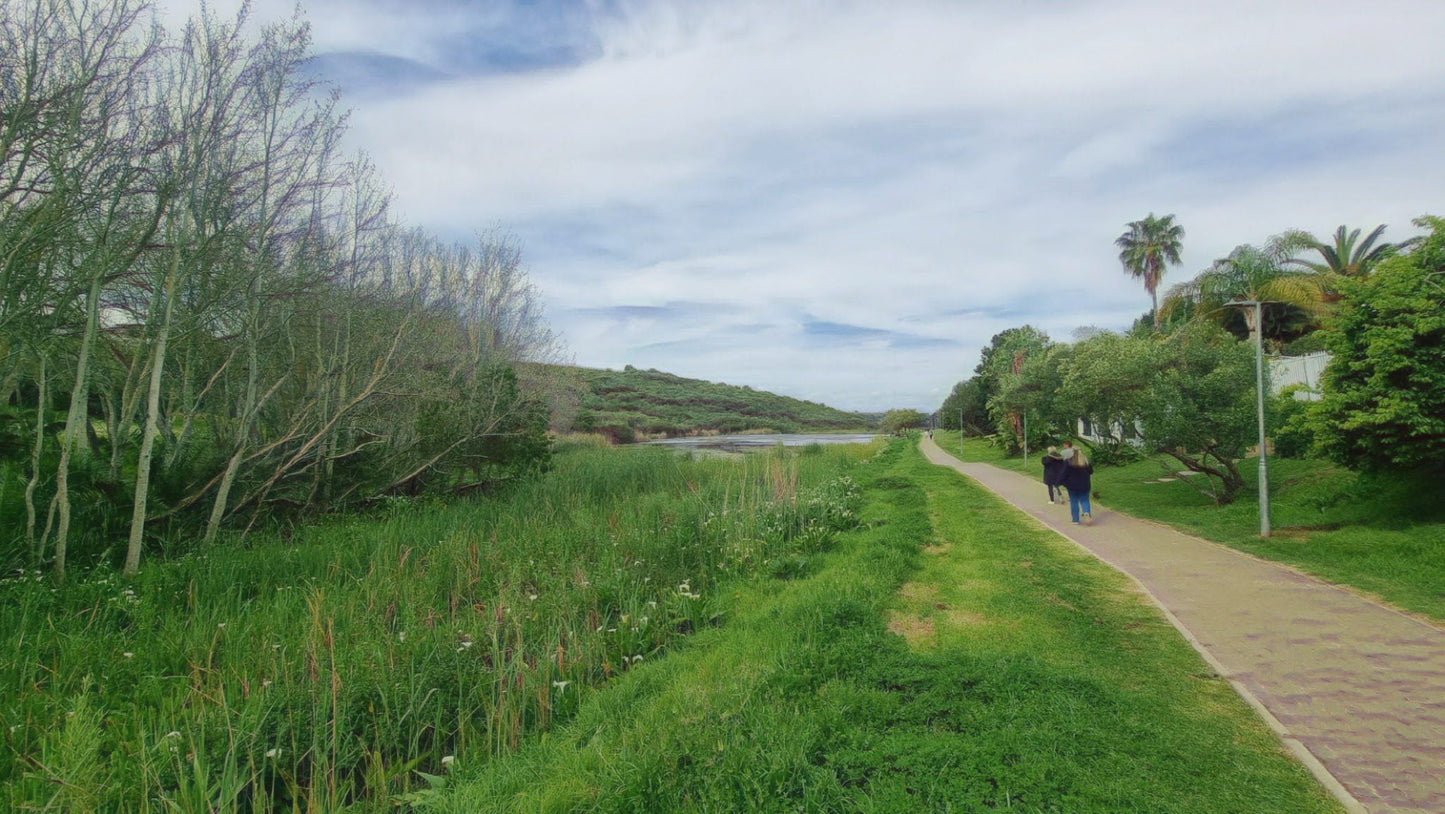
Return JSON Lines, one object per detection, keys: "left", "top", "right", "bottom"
{"left": 0, "top": 443, "right": 871, "bottom": 811}
{"left": 426, "top": 439, "right": 1339, "bottom": 813}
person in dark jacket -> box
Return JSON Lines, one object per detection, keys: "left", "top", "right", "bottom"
{"left": 1062, "top": 448, "right": 1094, "bottom": 525}
{"left": 1041, "top": 446, "right": 1066, "bottom": 504}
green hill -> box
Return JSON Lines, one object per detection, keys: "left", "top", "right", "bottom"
{"left": 569, "top": 366, "right": 876, "bottom": 442}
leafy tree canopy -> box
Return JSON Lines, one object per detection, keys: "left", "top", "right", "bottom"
{"left": 938, "top": 377, "right": 988, "bottom": 433}
{"left": 881, "top": 408, "right": 928, "bottom": 434}
{"left": 1315, "top": 216, "right": 1445, "bottom": 472}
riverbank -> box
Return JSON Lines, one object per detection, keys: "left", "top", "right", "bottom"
{"left": 430, "top": 439, "right": 1338, "bottom": 812}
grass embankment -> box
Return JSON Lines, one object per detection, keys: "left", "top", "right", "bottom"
{"left": 958, "top": 438, "right": 1445, "bottom": 622}
{"left": 571, "top": 366, "right": 875, "bottom": 440}
{"left": 1, "top": 443, "right": 867, "bottom": 812}
{"left": 430, "top": 440, "right": 1338, "bottom": 812}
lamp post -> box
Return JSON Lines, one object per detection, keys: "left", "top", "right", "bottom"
{"left": 1231, "top": 300, "right": 1271, "bottom": 537}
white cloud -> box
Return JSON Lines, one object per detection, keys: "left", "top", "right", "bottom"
{"left": 156, "top": 0, "right": 1445, "bottom": 411}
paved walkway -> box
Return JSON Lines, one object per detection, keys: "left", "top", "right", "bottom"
{"left": 920, "top": 437, "right": 1445, "bottom": 814}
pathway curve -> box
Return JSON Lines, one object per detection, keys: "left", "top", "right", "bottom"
{"left": 920, "top": 436, "right": 1445, "bottom": 814}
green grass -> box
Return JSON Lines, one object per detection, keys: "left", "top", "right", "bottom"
{"left": 1, "top": 443, "right": 869, "bottom": 812}
{"left": 959, "top": 437, "right": 1445, "bottom": 623}
{"left": 427, "top": 440, "right": 1340, "bottom": 813}
{"left": 566, "top": 365, "right": 876, "bottom": 439}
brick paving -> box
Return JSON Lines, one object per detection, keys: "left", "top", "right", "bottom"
{"left": 921, "top": 437, "right": 1445, "bottom": 814}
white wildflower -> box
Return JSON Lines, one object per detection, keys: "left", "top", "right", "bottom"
{"left": 265, "top": 748, "right": 280, "bottom": 759}
{"left": 441, "top": 755, "right": 455, "bottom": 766}
{"left": 165, "top": 731, "right": 181, "bottom": 739}
{"left": 122, "top": 652, "right": 133, "bottom": 659}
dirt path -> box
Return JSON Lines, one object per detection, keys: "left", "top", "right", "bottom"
{"left": 920, "top": 436, "right": 1445, "bottom": 814}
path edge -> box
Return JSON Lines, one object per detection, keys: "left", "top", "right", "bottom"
{"left": 918, "top": 438, "right": 1369, "bottom": 814}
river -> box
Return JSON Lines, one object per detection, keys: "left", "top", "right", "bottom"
{"left": 647, "top": 433, "right": 881, "bottom": 452}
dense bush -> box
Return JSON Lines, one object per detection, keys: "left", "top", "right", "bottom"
{"left": 1315, "top": 216, "right": 1445, "bottom": 472}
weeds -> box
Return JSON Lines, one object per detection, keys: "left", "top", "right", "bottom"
{"left": 1, "top": 443, "right": 869, "bottom": 811}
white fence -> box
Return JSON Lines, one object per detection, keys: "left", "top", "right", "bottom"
{"left": 1269, "top": 351, "right": 1329, "bottom": 401}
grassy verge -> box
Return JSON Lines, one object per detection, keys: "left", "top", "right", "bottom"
{"left": 428, "top": 440, "right": 1339, "bottom": 812}
{"left": 958, "top": 438, "right": 1445, "bottom": 622}
{"left": 1, "top": 443, "right": 868, "bottom": 812}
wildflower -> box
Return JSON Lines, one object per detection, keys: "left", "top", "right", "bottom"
{"left": 629, "top": 655, "right": 644, "bottom": 664}
{"left": 265, "top": 748, "right": 280, "bottom": 759}
{"left": 165, "top": 731, "right": 181, "bottom": 739}
{"left": 552, "top": 680, "right": 570, "bottom": 693}
{"left": 459, "top": 641, "right": 473, "bottom": 648}
{"left": 122, "top": 652, "right": 134, "bottom": 659}
{"left": 261, "top": 679, "right": 272, "bottom": 689}
{"left": 528, "top": 594, "right": 538, "bottom": 601}
{"left": 441, "top": 755, "right": 456, "bottom": 766}
{"left": 217, "top": 623, "right": 226, "bottom": 629}
{"left": 272, "top": 644, "right": 281, "bottom": 650}
{"left": 398, "top": 632, "right": 406, "bottom": 642}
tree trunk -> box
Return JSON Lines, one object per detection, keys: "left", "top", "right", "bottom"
{"left": 25, "top": 352, "right": 47, "bottom": 560}
{"left": 125, "top": 247, "right": 179, "bottom": 574}
{"left": 53, "top": 269, "right": 104, "bottom": 582}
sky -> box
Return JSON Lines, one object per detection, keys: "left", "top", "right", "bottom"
{"left": 156, "top": 0, "right": 1445, "bottom": 413}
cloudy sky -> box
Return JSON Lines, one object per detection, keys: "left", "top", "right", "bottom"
{"left": 158, "top": 0, "right": 1445, "bottom": 413}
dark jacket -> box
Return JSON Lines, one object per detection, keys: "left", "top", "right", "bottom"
{"left": 1062, "top": 461, "right": 1093, "bottom": 493}
{"left": 1041, "top": 455, "right": 1066, "bottom": 486}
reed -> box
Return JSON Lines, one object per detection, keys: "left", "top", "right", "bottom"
{"left": 0, "top": 442, "right": 871, "bottom": 811}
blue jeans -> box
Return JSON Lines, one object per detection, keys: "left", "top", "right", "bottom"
{"left": 1068, "top": 488, "right": 1091, "bottom": 523}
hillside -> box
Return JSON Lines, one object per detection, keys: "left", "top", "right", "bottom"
{"left": 569, "top": 365, "right": 876, "bottom": 441}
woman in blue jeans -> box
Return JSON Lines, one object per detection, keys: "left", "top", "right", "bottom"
{"left": 1062, "top": 448, "right": 1094, "bottom": 525}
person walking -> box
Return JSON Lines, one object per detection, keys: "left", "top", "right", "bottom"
{"left": 1062, "top": 447, "right": 1094, "bottom": 525}
{"left": 1041, "top": 446, "right": 1066, "bottom": 504}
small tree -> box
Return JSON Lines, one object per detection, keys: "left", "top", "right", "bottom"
{"left": 881, "top": 409, "right": 926, "bottom": 435}
{"left": 1314, "top": 216, "right": 1445, "bottom": 471}
{"left": 1137, "top": 324, "right": 1258, "bottom": 503}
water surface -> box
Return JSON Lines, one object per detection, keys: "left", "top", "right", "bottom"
{"left": 648, "top": 433, "right": 880, "bottom": 452}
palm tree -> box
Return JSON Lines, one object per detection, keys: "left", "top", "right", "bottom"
{"left": 1160, "top": 232, "right": 1325, "bottom": 346}
{"left": 1116, "top": 213, "right": 1185, "bottom": 329}
{"left": 1283, "top": 224, "right": 1416, "bottom": 300}
{"left": 1286, "top": 224, "right": 1395, "bottom": 276}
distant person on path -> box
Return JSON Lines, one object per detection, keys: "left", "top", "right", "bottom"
{"left": 1041, "top": 446, "right": 1067, "bottom": 504}
{"left": 1063, "top": 447, "right": 1094, "bottom": 525}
